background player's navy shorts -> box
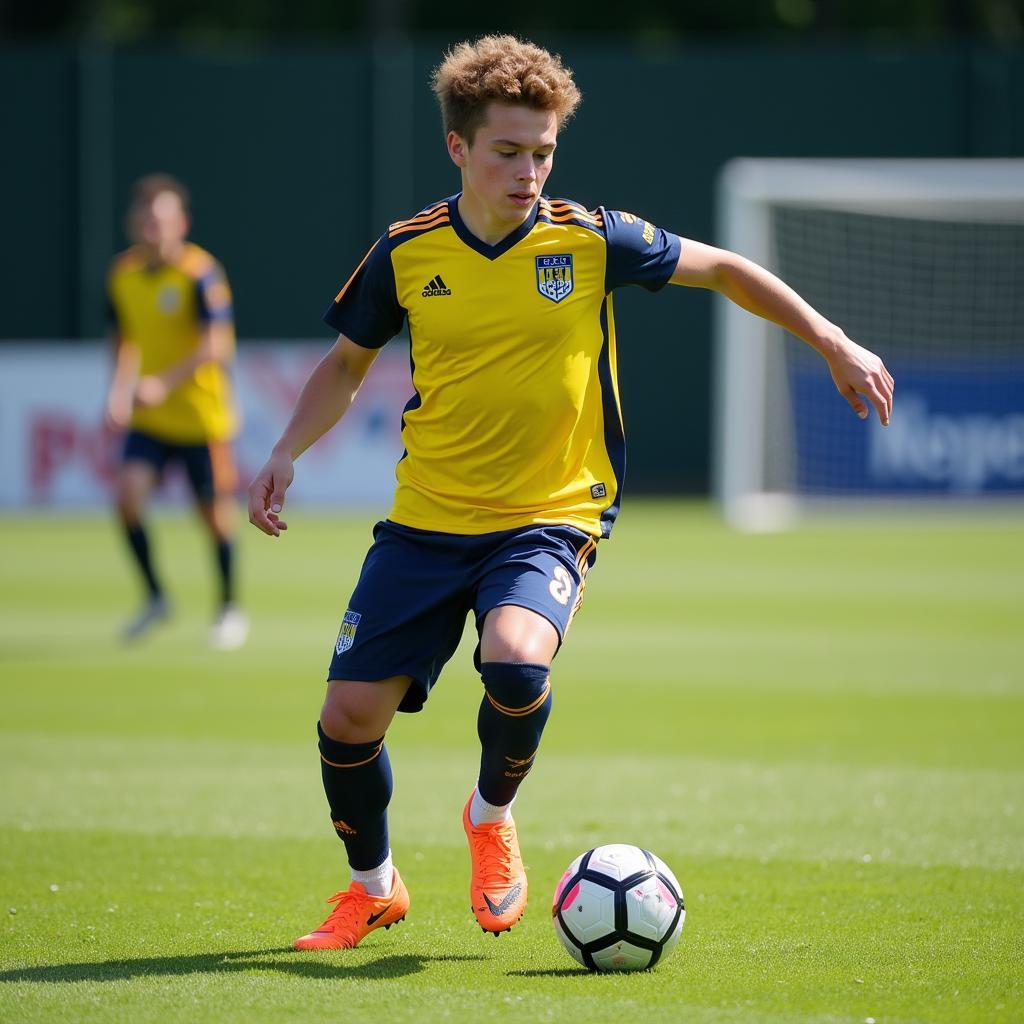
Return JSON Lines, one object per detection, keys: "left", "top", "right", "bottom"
{"left": 123, "top": 429, "right": 238, "bottom": 502}
{"left": 328, "top": 520, "right": 599, "bottom": 713}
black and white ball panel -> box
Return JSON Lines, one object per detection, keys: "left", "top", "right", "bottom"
{"left": 552, "top": 845, "right": 685, "bottom": 972}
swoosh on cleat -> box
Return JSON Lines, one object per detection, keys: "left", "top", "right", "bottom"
{"left": 366, "top": 905, "right": 393, "bottom": 926}
{"left": 482, "top": 884, "right": 522, "bottom": 917}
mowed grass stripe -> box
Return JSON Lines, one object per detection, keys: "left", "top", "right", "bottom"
{"left": 2, "top": 736, "right": 1021, "bottom": 869}
{"left": 6, "top": 614, "right": 1021, "bottom": 697}
{"left": 3, "top": 673, "right": 1022, "bottom": 770}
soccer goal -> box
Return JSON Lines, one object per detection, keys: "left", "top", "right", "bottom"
{"left": 713, "top": 158, "right": 1024, "bottom": 531}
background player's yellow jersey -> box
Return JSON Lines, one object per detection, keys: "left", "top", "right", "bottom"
{"left": 325, "top": 195, "right": 681, "bottom": 539}
{"left": 108, "top": 242, "right": 238, "bottom": 444}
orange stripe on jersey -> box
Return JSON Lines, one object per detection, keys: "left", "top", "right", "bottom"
{"left": 389, "top": 210, "right": 450, "bottom": 230}
{"left": 546, "top": 208, "right": 604, "bottom": 226}
{"left": 541, "top": 209, "right": 604, "bottom": 226}
{"left": 548, "top": 201, "right": 598, "bottom": 214}
{"left": 334, "top": 240, "right": 380, "bottom": 303}
{"left": 402, "top": 199, "right": 448, "bottom": 220}
{"left": 178, "top": 245, "right": 215, "bottom": 279}
{"left": 388, "top": 212, "right": 450, "bottom": 238}
{"left": 389, "top": 208, "right": 450, "bottom": 230}
{"left": 389, "top": 201, "right": 448, "bottom": 231}
{"left": 547, "top": 200, "right": 602, "bottom": 219}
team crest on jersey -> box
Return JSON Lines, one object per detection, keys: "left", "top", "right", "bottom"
{"left": 536, "top": 254, "right": 574, "bottom": 303}
{"left": 157, "top": 284, "right": 181, "bottom": 314}
{"left": 335, "top": 610, "right": 362, "bottom": 655}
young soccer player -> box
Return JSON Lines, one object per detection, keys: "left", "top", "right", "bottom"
{"left": 248, "top": 36, "right": 894, "bottom": 949}
{"left": 105, "top": 174, "right": 249, "bottom": 650}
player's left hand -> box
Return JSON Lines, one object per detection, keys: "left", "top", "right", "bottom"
{"left": 134, "top": 375, "right": 170, "bottom": 408}
{"left": 104, "top": 389, "right": 134, "bottom": 432}
{"left": 247, "top": 450, "right": 294, "bottom": 537}
{"left": 825, "top": 336, "right": 894, "bottom": 426}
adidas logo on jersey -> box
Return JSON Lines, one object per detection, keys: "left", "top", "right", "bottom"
{"left": 422, "top": 274, "right": 452, "bottom": 297}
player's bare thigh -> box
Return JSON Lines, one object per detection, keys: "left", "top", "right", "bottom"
{"left": 321, "top": 676, "right": 414, "bottom": 743}
{"left": 480, "top": 605, "right": 559, "bottom": 664}
{"left": 116, "top": 460, "right": 158, "bottom": 522}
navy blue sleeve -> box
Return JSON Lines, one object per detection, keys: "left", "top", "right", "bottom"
{"left": 323, "top": 235, "right": 405, "bottom": 349}
{"left": 194, "top": 261, "right": 234, "bottom": 324}
{"left": 602, "top": 209, "right": 682, "bottom": 293}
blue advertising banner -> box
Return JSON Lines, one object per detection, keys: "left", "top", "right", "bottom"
{"left": 790, "top": 364, "right": 1024, "bottom": 495}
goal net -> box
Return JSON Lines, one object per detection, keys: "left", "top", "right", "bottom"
{"left": 713, "top": 158, "right": 1024, "bottom": 531}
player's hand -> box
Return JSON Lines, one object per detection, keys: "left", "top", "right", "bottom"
{"left": 825, "top": 335, "right": 894, "bottom": 426}
{"left": 134, "top": 375, "right": 170, "bottom": 408}
{"left": 248, "top": 451, "right": 294, "bottom": 537}
{"left": 104, "top": 391, "right": 133, "bottom": 432}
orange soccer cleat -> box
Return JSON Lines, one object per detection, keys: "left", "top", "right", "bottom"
{"left": 293, "top": 869, "right": 409, "bottom": 950}
{"left": 463, "top": 795, "right": 527, "bottom": 934}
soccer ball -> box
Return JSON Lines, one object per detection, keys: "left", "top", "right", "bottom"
{"left": 552, "top": 844, "right": 685, "bottom": 972}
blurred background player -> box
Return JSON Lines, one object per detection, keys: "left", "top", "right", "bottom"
{"left": 104, "top": 173, "right": 248, "bottom": 650}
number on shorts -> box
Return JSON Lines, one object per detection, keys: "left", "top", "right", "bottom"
{"left": 549, "top": 565, "right": 573, "bottom": 606}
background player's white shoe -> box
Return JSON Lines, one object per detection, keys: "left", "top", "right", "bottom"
{"left": 121, "top": 595, "right": 172, "bottom": 641}
{"left": 210, "top": 604, "right": 249, "bottom": 650}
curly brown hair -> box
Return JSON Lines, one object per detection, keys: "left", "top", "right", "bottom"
{"left": 131, "top": 173, "right": 190, "bottom": 212}
{"left": 432, "top": 35, "right": 581, "bottom": 144}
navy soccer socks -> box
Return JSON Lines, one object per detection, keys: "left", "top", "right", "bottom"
{"left": 214, "top": 538, "right": 234, "bottom": 607}
{"left": 476, "top": 662, "right": 552, "bottom": 807}
{"left": 124, "top": 523, "right": 162, "bottom": 598}
{"left": 317, "top": 722, "right": 393, "bottom": 871}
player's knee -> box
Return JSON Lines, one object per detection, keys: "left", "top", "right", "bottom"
{"left": 480, "top": 606, "right": 560, "bottom": 664}
{"left": 320, "top": 688, "right": 385, "bottom": 743}
{"left": 206, "top": 496, "right": 236, "bottom": 539}
{"left": 480, "top": 662, "right": 552, "bottom": 721}
{"left": 319, "top": 700, "right": 361, "bottom": 742}
{"left": 116, "top": 492, "right": 142, "bottom": 525}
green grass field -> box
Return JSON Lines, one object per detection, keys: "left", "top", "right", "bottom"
{"left": 1, "top": 501, "right": 1022, "bottom": 1023}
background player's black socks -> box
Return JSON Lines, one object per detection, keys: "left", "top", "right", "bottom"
{"left": 317, "top": 722, "right": 393, "bottom": 870}
{"left": 214, "top": 539, "right": 234, "bottom": 606}
{"left": 124, "top": 523, "right": 162, "bottom": 598}
{"left": 476, "top": 661, "right": 552, "bottom": 806}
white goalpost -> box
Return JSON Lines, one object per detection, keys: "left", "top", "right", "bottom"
{"left": 713, "top": 158, "right": 1024, "bottom": 531}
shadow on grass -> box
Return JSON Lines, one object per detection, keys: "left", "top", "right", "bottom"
{"left": 0, "top": 949, "right": 486, "bottom": 985}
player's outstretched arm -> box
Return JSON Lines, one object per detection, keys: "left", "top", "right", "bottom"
{"left": 104, "top": 332, "right": 141, "bottom": 430}
{"left": 248, "top": 335, "right": 379, "bottom": 537}
{"left": 670, "top": 238, "right": 894, "bottom": 426}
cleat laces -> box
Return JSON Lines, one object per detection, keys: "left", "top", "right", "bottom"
{"left": 478, "top": 827, "right": 516, "bottom": 891}
{"left": 315, "top": 889, "right": 372, "bottom": 940}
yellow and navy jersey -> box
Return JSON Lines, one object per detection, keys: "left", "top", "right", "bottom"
{"left": 107, "top": 242, "right": 238, "bottom": 444}
{"left": 324, "top": 195, "right": 681, "bottom": 539}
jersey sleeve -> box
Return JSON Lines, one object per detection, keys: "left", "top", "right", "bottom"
{"left": 323, "top": 236, "right": 405, "bottom": 348}
{"left": 602, "top": 209, "right": 681, "bottom": 293}
{"left": 194, "top": 260, "right": 234, "bottom": 323}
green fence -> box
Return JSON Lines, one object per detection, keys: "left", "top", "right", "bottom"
{"left": 3, "top": 40, "right": 1021, "bottom": 490}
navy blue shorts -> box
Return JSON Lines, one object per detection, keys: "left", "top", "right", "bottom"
{"left": 328, "top": 520, "right": 599, "bottom": 713}
{"left": 123, "top": 429, "right": 238, "bottom": 503}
